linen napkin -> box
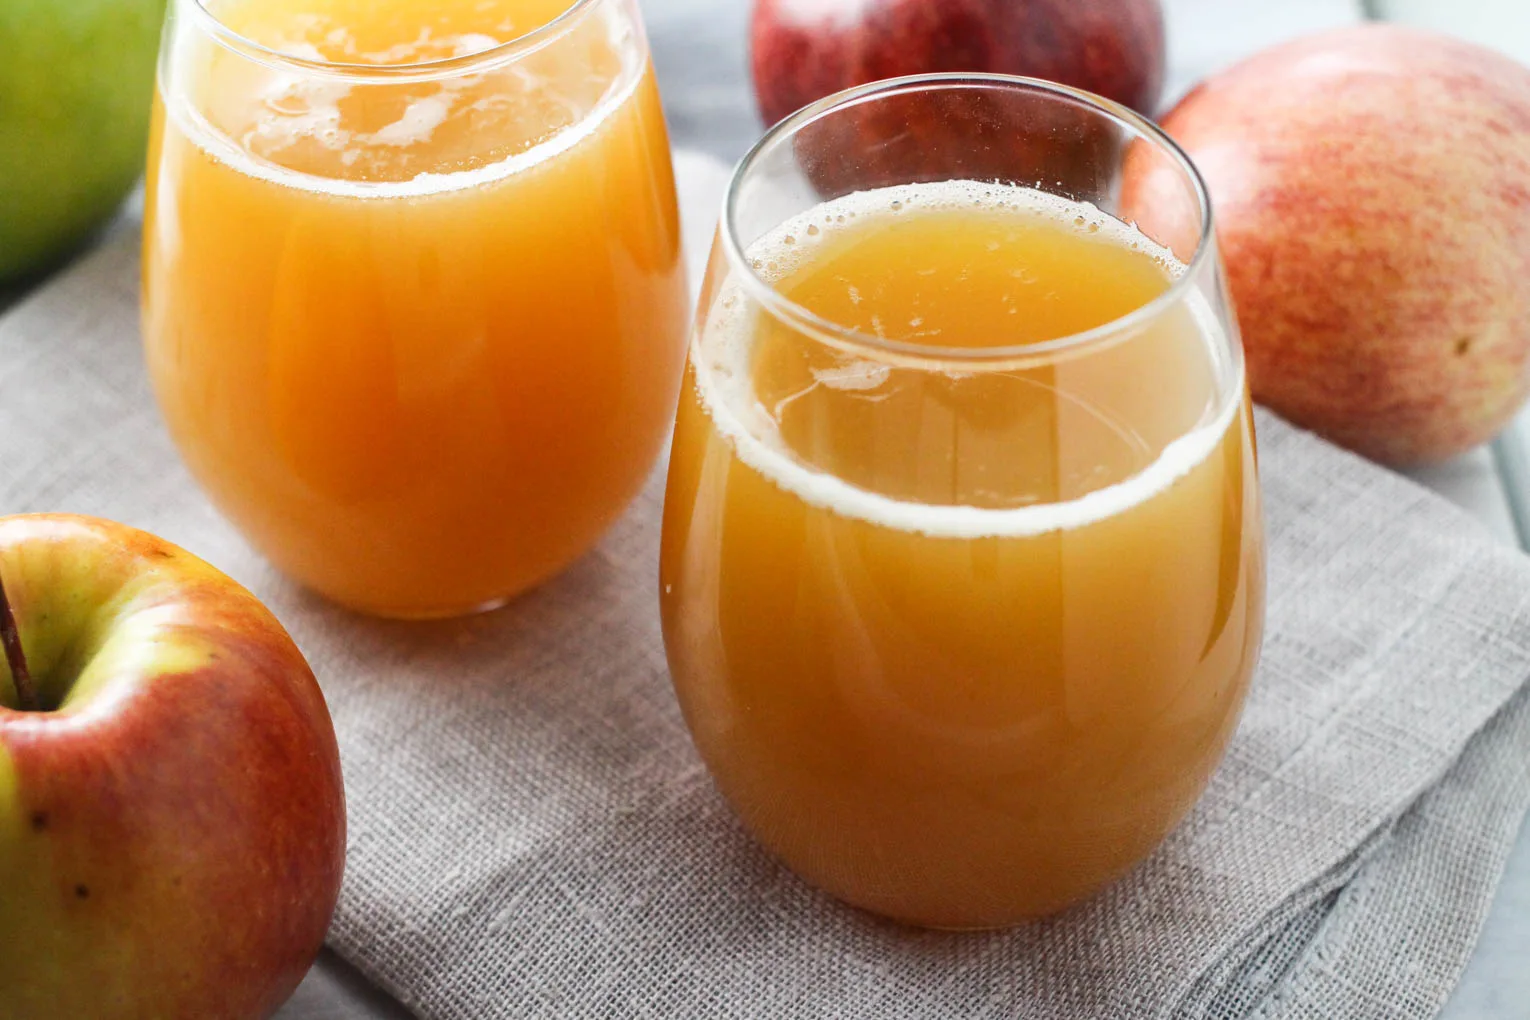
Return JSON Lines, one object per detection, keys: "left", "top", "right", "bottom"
{"left": 3, "top": 150, "right": 1530, "bottom": 1020}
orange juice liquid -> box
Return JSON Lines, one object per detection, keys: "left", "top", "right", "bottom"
{"left": 661, "top": 182, "right": 1265, "bottom": 928}
{"left": 143, "top": 0, "right": 687, "bottom": 616}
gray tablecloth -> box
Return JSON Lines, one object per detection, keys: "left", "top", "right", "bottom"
{"left": 4, "top": 148, "right": 1530, "bottom": 1018}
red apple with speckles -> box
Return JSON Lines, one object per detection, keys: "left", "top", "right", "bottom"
{"left": 1129, "top": 25, "right": 1530, "bottom": 465}
{"left": 0, "top": 514, "right": 345, "bottom": 1018}
{"left": 750, "top": 0, "right": 1166, "bottom": 125}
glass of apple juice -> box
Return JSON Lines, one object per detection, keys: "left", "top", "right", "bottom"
{"left": 142, "top": 0, "right": 688, "bottom": 617}
{"left": 660, "top": 74, "right": 1267, "bottom": 929}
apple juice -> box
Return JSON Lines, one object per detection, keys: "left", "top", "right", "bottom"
{"left": 660, "top": 180, "right": 1266, "bottom": 928}
{"left": 142, "top": 0, "right": 687, "bottom": 617}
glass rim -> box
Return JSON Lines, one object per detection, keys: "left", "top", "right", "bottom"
{"left": 186, "top": 0, "right": 602, "bottom": 83}
{"left": 721, "top": 73, "right": 1217, "bottom": 365}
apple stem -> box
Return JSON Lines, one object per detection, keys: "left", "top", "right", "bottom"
{"left": 0, "top": 570, "right": 39, "bottom": 713}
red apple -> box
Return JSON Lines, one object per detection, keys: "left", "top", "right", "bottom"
{"left": 1130, "top": 25, "right": 1530, "bottom": 465}
{"left": 785, "top": 67, "right": 1129, "bottom": 200}
{"left": 750, "top": 0, "right": 1167, "bottom": 126}
{"left": 0, "top": 514, "right": 345, "bottom": 1017}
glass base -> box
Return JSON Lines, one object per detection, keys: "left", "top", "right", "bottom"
{"left": 360, "top": 595, "right": 516, "bottom": 621}
{"left": 292, "top": 544, "right": 587, "bottom": 620}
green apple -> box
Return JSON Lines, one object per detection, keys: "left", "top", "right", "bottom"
{"left": 0, "top": 0, "right": 166, "bottom": 283}
{"left": 0, "top": 514, "right": 346, "bottom": 1017}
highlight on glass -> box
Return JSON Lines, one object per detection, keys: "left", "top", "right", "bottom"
{"left": 660, "top": 74, "right": 1267, "bottom": 930}
{"left": 142, "top": 0, "right": 688, "bottom": 618}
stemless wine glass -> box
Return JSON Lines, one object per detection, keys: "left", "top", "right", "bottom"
{"left": 660, "top": 75, "right": 1266, "bottom": 930}
{"left": 143, "top": 0, "right": 688, "bottom": 618}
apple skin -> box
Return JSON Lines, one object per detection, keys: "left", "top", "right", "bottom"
{"left": 750, "top": 0, "right": 1166, "bottom": 126}
{"left": 0, "top": 0, "right": 166, "bottom": 283}
{"left": 1132, "top": 25, "right": 1530, "bottom": 466}
{"left": 0, "top": 515, "right": 345, "bottom": 1018}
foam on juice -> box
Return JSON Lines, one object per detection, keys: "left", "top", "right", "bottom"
{"left": 691, "top": 180, "right": 1243, "bottom": 539}
{"left": 164, "top": 0, "right": 641, "bottom": 199}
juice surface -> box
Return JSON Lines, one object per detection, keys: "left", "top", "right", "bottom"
{"left": 661, "top": 183, "right": 1265, "bottom": 928}
{"left": 223, "top": 0, "right": 574, "bottom": 65}
{"left": 144, "top": 0, "right": 687, "bottom": 616}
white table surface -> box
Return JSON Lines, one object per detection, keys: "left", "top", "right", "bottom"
{"left": 3, "top": 0, "right": 1525, "bottom": 1016}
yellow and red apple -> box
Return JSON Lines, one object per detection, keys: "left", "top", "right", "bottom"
{"left": 0, "top": 514, "right": 345, "bottom": 1017}
{"left": 1133, "top": 25, "right": 1530, "bottom": 465}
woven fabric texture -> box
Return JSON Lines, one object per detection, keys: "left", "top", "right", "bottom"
{"left": 2, "top": 155, "right": 1527, "bottom": 1019}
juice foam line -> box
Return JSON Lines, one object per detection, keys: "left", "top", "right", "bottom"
{"left": 159, "top": 7, "right": 642, "bottom": 199}
{"left": 692, "top": 179, "right": 1244, "bottom": 539}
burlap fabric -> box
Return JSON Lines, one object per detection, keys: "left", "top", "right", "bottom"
{"left": 3, "top": 154, "right": 1527, "bottom": 1019}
